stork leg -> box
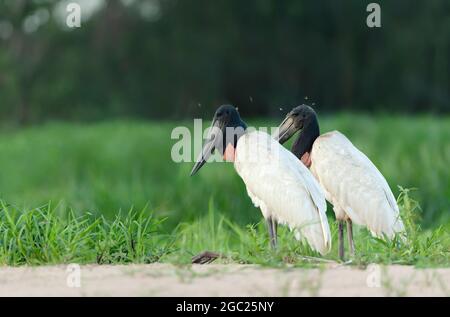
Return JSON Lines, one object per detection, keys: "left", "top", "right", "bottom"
{"left": 271, "top": 218, "right": 278, "bottom": 248}
{"left": 338, "top": 220, "right": 345, "bottom": 261}
{"left": 346, "top": 219, "right": 355, "bottom": 257}
{"left": 266, "top": 217, "right": 277, "bottom": 249}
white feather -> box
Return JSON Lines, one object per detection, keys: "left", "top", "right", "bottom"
{"left": 309, "top": 131, "right": 405, "bottom": 239}
{"left": 234, "top": 131, "right": 331, "bottom": 255}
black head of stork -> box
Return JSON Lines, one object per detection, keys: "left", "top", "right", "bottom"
{"left": 274, "top": 104, "right": 320, "bottom": 159}
{"left": 190, "top": 105, "right": 247, "bottom": 176}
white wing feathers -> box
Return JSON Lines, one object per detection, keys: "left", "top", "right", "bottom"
{"left": 234, "top": 131, "right": 331, "bottom": 255}
{"left": 311, "top": 131, "right": 405, "bottom": 239}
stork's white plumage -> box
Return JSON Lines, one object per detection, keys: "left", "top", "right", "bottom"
{"left": 276, "top": 105, "right": 405, "bottom": 259}
{"left": 235, "top": 131, "right": 331, "bottom": 255}
{"left": 191, "top": 105, "right": 331, "bottom": 255}
{"left": 309, "top": 131, "right": 404, "bottom": 238}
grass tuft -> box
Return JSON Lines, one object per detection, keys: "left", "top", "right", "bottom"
{"left": 0, "top": 202, "right": 167, "bottom": 266}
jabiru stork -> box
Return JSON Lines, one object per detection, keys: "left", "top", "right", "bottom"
{"left": 191, "top": 105, "right": 331, "bottom": 255}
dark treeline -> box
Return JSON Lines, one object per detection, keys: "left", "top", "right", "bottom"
{"left": 0, "top": 0, "right": 449, "bottom": 124}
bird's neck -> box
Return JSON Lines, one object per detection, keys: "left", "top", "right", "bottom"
{"left": 292, "top": 117, "right": 320, "bottom": 158}
{"left": 223, "top": 119, "right": 247, "bottom": 161}
{"left": 231, "top": 119, "right": 247, "bottom": 147}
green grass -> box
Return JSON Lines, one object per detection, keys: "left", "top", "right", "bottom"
{"left": 0, "top": 187, "right": 448, "bottom": 266}
{"left": 163, "top": 187, "right": 450, "bottom": 267}
{"left": 0, "top": 202, "right": 169, "bottom": 265}
{"left": 0, "top": 115, "right": 449, "bottom": 266}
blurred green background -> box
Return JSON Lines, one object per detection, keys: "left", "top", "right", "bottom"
{"left": 0, "top": 1, "right": 449, "bottom": 230}
{"left": 1, "top": 0, "right": 450, "bottom": 122}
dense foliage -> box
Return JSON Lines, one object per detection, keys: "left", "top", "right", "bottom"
{"left": 1, "top": 0, "right": 449, "bottom": 124}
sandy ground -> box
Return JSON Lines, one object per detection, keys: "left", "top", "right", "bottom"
{"left": 0, "top": 263, "right": 448, "bottom": 297}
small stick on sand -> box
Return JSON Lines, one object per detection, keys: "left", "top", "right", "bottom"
{"left": 192, "top": 251, "right": 222, "bottom": 264}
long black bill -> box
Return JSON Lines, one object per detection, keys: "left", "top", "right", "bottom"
{"left": 190, "top": 119, "right": 224, "bottom": 176}
{"left": 273, "top": 115, "right": 298, "bottom": 144}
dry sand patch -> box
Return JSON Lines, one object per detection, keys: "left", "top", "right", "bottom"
{"left": 0, "top": 264, "right": 448, "bottom": 296}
